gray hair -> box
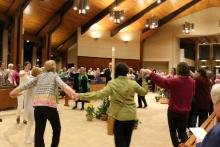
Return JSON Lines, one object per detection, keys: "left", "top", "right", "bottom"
{"left": 211, "top": 84, "right": 220, "bottom": 105}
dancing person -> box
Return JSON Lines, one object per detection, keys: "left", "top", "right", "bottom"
{"left": 136, "top": 69, "right": 147, "bottom": 108}
{"left": 194, "top": 68, "right": 212, "bottom": 126}
{"left": 24, "top": 67, "right": 42, "bottom": 144}
{"left": 74, "top": 63, "right": 148, "bottom": 147}
{"left": 144, "top": 62, "right": 195, "bottom": 147}
{"left": 72, "top": 67, "right": 90, "bottom": 110}
{"left": 10, "top": 60, "right": 76, "bottom": 147}
{"left": 196, "top": 84, "right": 220, "bottom": 147}
{"left": 16, "top": 61, "right": 31, "bottom": 124}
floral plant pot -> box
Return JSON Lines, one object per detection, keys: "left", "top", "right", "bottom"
{"left": 86, "top": 115, "right": 94, "bottom": 121}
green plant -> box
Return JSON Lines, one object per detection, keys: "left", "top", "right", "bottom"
{"left": 101, "top": 97, "right": 110, "bottom": 114}
{"left": 85, "top": 103, "right": 95, "bottom": 117}
{"left": 95, "top": 107, "right": 102, "bottom": 119}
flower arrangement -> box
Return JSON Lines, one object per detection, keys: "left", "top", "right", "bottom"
{"left": 85, "top": 103, "right": 95, "bottom": 121}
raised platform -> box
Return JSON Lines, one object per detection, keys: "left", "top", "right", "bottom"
{"left": 0, "top": 88, "right": 17, "bottom": 110}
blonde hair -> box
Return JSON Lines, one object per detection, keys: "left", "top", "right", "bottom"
{"left": 44, "top": 60, "right": 56, "bottom": 72}
{"left": 211, "top": 84, "right": 220, "bottom": 105}
{"left": 31, "top": 67, "right": 42, "bottom": 77}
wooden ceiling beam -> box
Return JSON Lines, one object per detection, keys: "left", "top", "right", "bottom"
{"left": 81, "top": 0, "right": 125, "bottom": 35}
{"left": 22, "top": 33, "right": 40, "bottom": 43}
{"left": 36, "top": 0, "right": 74, "bottom": 36}
{"left": 53, "top": 31, "right": 77, "bottom": 51}
{"left": 142, "top": 0, "right": 201, "bottom": 39}
{"left": 111, "top": 0, "right": 166, "bottom": 37}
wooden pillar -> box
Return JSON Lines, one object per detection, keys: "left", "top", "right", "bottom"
{"left": 139, "top": 39, "right": 144, "bottom": 69}
{"left": 32, "top": 46, "right": 37, "bottom": 66}
{"left": 2, "top": 29, "right": 8, "bottom": 65}
{"left": 41, "top": 33, "right": 51, "bottom": 64}
{"left": 11, "top": 14, "right": 19, "bottom": 66}
{"left": 18, "top": 13, "right": 24, "bottom": 65}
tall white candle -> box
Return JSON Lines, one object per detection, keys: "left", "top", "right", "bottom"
{"left": 112, "top": 46, "right": 115, "bottom": 79}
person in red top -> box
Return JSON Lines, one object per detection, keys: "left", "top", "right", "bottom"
{"left": 144, "top": 62, "right": 195, "bottom": 147}
{"left": 194, "top": 68, "right": 212, "bottom": 126}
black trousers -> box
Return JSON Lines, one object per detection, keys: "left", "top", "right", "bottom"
{"left": 137, "top": 95, "right": 147, "bottom": 108}
{"left": 198, "top": 109, "right": 209, "bottom": 126}
{"left": 34, "top": 106, "right": 61, "bottom": 147}
{"left": 114, "top": 120, "right": 134, "bottom": 147}
{"left": 167, "top": 109, "right": 189, "bottom": 147}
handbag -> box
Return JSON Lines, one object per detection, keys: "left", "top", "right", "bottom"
{"left": 107, "top": 80, "right": 131, "bottom": 135}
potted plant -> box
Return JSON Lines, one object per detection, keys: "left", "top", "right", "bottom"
{"left": 155, "top": 96, "right": 160, "bottom": 102}
{"left": 100, "top": 97, "right": 110, "bottom": 121}
{"left": 85, "top": 103, "right": 95, "bottom": 121}
{"left": 134, "top": 119, "right": 141, "bottom": 129}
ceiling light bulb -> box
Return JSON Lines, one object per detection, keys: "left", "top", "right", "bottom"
{"left": 157, "top": 0, "right": 161, "bottom": 3}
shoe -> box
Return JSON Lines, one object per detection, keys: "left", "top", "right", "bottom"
{"left": 23, "top": 120, "right": 27, "bottom": 125}
{"left": 81, "top": 107, "right": 84, "bottom": 110}
{"left": 0, "top": 118, "right": 2, "bottom": 122}
{"left": 137, "top": 106, "right": 142, "bottom": 108}
{"left": 16, "top": 117, "right": 20, "bottom": 124}
{"left": 143, "top": 106, "right": 147, "bottom": 109}
{"left": 72, "top": 106, "right": 77, "bottom": 110}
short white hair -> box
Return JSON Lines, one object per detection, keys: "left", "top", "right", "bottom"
{"left": 211, "top": 84, "right": 220, "bottom": 105}
{"left": 8, "top": 63, "right": 14, "bottom": 67}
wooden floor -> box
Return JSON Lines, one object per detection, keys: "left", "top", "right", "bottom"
{"left": 0, "top": 93, "right": 172, "bottom": 147}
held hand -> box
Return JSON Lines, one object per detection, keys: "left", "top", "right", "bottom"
{"left": 144, "top": 69, "right": 152, "bottom": 76}
{"left": 9, "top": 88, "right": 21, "bottom": 98}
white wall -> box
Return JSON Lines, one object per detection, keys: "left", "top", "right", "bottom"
{"left": 144, "top": 7, "right": 220, "bottom": 68}
{"left": 78, "top": 29, "right": 140, "bottom": 60}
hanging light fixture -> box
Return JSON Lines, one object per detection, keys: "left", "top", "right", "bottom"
{"left": 73, "top": 0, "right": 90, "bottom": 15}
{"left": 109, "top": 0, "right": 124, "bottom": 24}
{"left": 145, "top": 15, "right": 158, "bottom": 29}
{"left": 182, "top": 21, "right": 195, "bottom": 34}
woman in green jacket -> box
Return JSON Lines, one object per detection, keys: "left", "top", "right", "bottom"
{"left": 75, "top": 63, "right": 148, "bottom": 147}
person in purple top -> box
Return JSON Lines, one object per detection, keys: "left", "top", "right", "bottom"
{"left": 144, "top": 62, "right": 195, "bottom": 147}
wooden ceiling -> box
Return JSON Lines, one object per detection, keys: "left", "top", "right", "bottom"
{"left": 0, "top": 0, "right": 219, "bottom": 51}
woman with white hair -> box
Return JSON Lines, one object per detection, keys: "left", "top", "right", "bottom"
{"left": 196, "top": 84, "right": 220, "bottom": 147}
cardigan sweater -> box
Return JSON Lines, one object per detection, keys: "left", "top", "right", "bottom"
{"left": 19, "top": 72, "right": 68, "bottom": 108}
{"left": 150, "top": 73, "right": 195, "bottom": 114}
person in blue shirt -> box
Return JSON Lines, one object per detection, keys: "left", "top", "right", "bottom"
{"left": 196, "top": 83, "right": 220, "bottom": 147}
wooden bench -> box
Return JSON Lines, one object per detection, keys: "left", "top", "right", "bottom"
{"left": 179, "top": 112, "right": 217, "bottom": 147}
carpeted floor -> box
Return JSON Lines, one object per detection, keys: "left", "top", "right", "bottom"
{"left": 0, "top": 92, "right": 172, "bottom": 147}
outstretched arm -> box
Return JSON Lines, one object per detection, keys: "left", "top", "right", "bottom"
{"left": 75, "top": 84, "right": 112, "bottom": 101}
